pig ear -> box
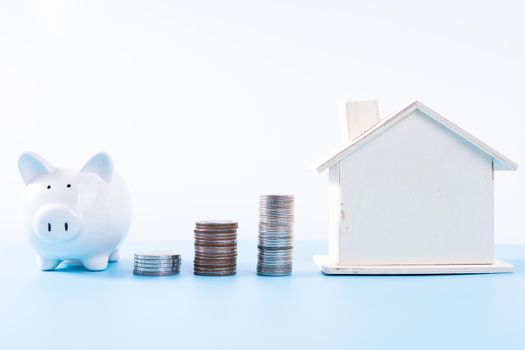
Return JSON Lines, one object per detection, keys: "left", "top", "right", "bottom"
{"left": 81, "top": 152, "right": 113, "bottom": 183}
{"left": 18, "top": 152, "right": 54, "bottom": 185}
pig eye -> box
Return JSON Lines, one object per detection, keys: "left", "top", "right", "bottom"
{"left": 46, "top": 185, "right": 51, "bottom": 189}
{"left": 67, "top": 184, "right": 71, "bottom": 188}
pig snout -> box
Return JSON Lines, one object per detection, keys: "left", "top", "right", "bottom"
{"left": 33, "top": 204, "right": 83, "bottom": 241}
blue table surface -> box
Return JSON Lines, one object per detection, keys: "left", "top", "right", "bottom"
{"left": 1, "top": 240, "right": 524, "bottom": 350}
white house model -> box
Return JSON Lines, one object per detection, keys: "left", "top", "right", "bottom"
{"left": 313, "top": 100, "right": 518, "bottom": 275}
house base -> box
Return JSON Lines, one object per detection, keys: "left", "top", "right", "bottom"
{"left": 313, "top": 254, "right": 514, "bottom": 275}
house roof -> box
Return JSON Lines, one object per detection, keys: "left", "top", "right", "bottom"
{"left": 317, "top": 101, "right": 518, "bottom": 173}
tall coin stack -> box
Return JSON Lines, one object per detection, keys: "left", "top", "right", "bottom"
{"left": 257, "top": 195, "right": 295, "bottom": 276}
{"left": 133, "top": 252, "right": 181, "bottom": 276}
{"left": 194, "top": 220, "right": 238, "bottom": 276}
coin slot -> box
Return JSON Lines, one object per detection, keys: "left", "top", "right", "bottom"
{"left": 47, "top": 223, "right": 51, "bottom": 232}
{"left": 64, "top": 222, "right": 68, "bottom": 231}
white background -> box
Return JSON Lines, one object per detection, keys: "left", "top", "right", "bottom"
{"left": 1, "top": 0, "right": 523, "bottom": 242}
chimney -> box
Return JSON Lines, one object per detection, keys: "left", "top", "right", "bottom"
{"left": 342, "top": 100, "right": 380, "bottom": 143}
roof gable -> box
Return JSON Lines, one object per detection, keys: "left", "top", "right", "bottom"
{"left": 317, "top": 101, "right": 518, "bottom": 173}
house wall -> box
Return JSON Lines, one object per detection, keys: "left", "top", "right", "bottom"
{"left": 328, "top": 163, "right": 341, "bottom": 263}
{"left": 339, "top": 109, "right": 494, "bottom": 265}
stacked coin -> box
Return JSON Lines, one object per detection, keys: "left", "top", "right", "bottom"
{"left": 194, "top": 220, "right": 238, "bottom": 276}
{"left": 257, "top": 195, "right": 295, "bottom": 276}
{"left": 133, "top": 251, "right": 181, "bottom": 276}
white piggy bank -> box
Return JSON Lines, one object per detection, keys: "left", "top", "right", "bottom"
{"left": 18, "top": 152, "right": 132, "bottom": 271}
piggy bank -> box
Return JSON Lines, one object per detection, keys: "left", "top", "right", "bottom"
{"left": 18, "top": 152, "right": 132, "bottom": 271}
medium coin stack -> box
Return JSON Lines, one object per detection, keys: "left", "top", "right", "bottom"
{"left": 194, "top": 220, "right": 238, "bottom": 276}
{"left": 133, "top": 251, "right": 181, "bottom": 276}
{"left": 257, "top": 195, "right": 295, "bottom": 276}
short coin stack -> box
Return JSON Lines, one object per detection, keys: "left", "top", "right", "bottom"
{"left": 133, "top": 251, "right": 181, "bottom": 276}
{"left": 194, "top": 220, "right": 238, "bottom": 276}
{"left": 257, "top": 195, "right": 295, "bottom": 276}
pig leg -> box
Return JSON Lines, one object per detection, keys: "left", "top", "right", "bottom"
{"left": 82, "top": 255, "right": 109, "bottom": 271}
{"left": 108, "top": 249, "right": 120, "bottom": 262}
{"left": 37, "top": 256, "right": 61, "bottom": 271}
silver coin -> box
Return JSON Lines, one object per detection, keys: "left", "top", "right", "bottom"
{"left": 194, "top": 261, "right": 237, "bottom": 266}
{"left": 135, "top": 255, "right": 180, "bottom": 259}
{"left": 258, "top": 255, "right": 293, "bottom": 260}
{"left": 259, "top": 232, "right": 294, "bottom": 237}
{"left": 194, "top": 248, "right": 237, "bottom": 253}
{"left": 194, "top": 239, "right": 237, "bottom": 243}
{"left": 133, "top": 263, "right": 180, "bottom": 270}
{"left": 259, "top": 209, "right": 294, "bottom": 213}
{"left": 194, "top": 232, "right": 237, "bottom": 236}
{"left": 194, "top": 240, "right": 237, "bottom": 245}
{"left": 194, "top": 264, "right": 236, "bottom": 270}
{"left": 194, "top": 256, "right": 237, "bottom": 262}
{"left": 258, "top": 266, "right": 293, "bottom": 270}
{"left": 257, "top": 259, "right": 293, "bottom": 264}
{"left": 259, "top": 198, "right": 294, "bottom": 204}
{"left": 195, "top": 256, "right": 237, "bottom": 261}
{"left": 257, "top": 262, "right": 293, "bottom": 268}
{"left": 257, "top": 258, "right": 292, "bottom": 263}
{"left": 194, "top": 244, "right": 237, "bottom": 249}
{"left": 257, "top": 271, "right": 291, "bottom": 276}
{"left": 257, "top": 263, "right": 293, "bottom": 269}
{"left": 259, "top": 218, "right": 294, "bottom": 222}
{"left": 257, "top": 256, "right": 292, "bottom": 261}
{"left": 134, "top": 251, "right": 180, "bottom": 258}
{"left": 257, "top": 255, "right": 293, "bottom": 260}
{"left": 258, "top": 244, "right": 293, "bottom": 249}
{"left": 259, "top": 250, "right": 293, "bottom": 258}
{"left": 258, "top": 233, "right": 293, "bottom": 238}
{"left": 258, "top": 239, "right": 293, "bottom": 245}
{"left": 194, "top": 250, "right": 238, "bottom": 255}
{"left": 194, "top": 239, "right": 237, "bottom": 244}
{"left": 194, "top": 268, "right": 236, "bottom": 272}
{"left": 134, "top": 255, "right": 181, "bottom": 260}
{"left": 258, "top": 245, "right": 293, "bottom": 249}
{"left": 194, "top": 251, "right": 237, "bottom": 257}
{"left": 194, "top": 231, "right": 238, "bottom": 236}
{"left": 195, "top": 220, "right": 238, "bottom": 229}
{"left": 194, "top": 254, "right": 237, "bottom": 260}
{"left": 257, "top": 260, "right": 293, "bottom": 265}
{"left": 194, "top": 271, "right": 236, "bottom": 276}
{"left": 258, "top": 245, "right": 293, "bottom": 250}
{"left": 135, "top": 257, "right": 180, "bottom": 263}
{"left": 259, "top": 208, "right": 294, "bottom": 212}
{"left": 194, "top": 260, "right": 237, "bottom": 265}
{"left": 260, "top": 211, "right": 293, "bottom": 215}
{"left": 134, "top": 268, "right": 180, "bottom": 273}
{"left": 194, "top": 237, "right": 237, "bottom": 241}
{"left": 259, "top": 235, "right": 293, "bottom": 239}
{"left": 259, "top": 208, "right": 294, "bottom": 213}
{"left": 259, "top": 224, "right": 294, "bottom": 229}
{"left": 195, "top": 230, "right": 237, "bottom": 235}
{"left": 195, "top": 254, "right": 237, "bottom": 259}
{"left": 257, "top": 263, "right": 293, "bottom": 268}
{"left": 194, "top": 262, "right": 236, "bottom": 267}
{"left": 134, "top": 260, "right": 180, "bottom": 266}
{"left": 133, "top": 269, "right": 179, "bottom": 276}
{"left": 259, "top": 223, "right": 294, "bottom": 230}
{"left": 134, "top": 259, "right": 180, "bottom": 264}
{"left": 259, "top": 201, "right": 294, "bottom": 206}
{"left": 194, "top": 267, "right": 236, "bottom": 273}
{"left": 194, "top": 264, "right": 236, "bottom": 268}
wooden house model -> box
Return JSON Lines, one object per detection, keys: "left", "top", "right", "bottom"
{"left": 313, "top": 100, "right": 518, "bottom": 274}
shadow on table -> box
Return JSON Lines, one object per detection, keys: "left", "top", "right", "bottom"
{"left": 49, "top": 258, "right": 175, "bottom": 280}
